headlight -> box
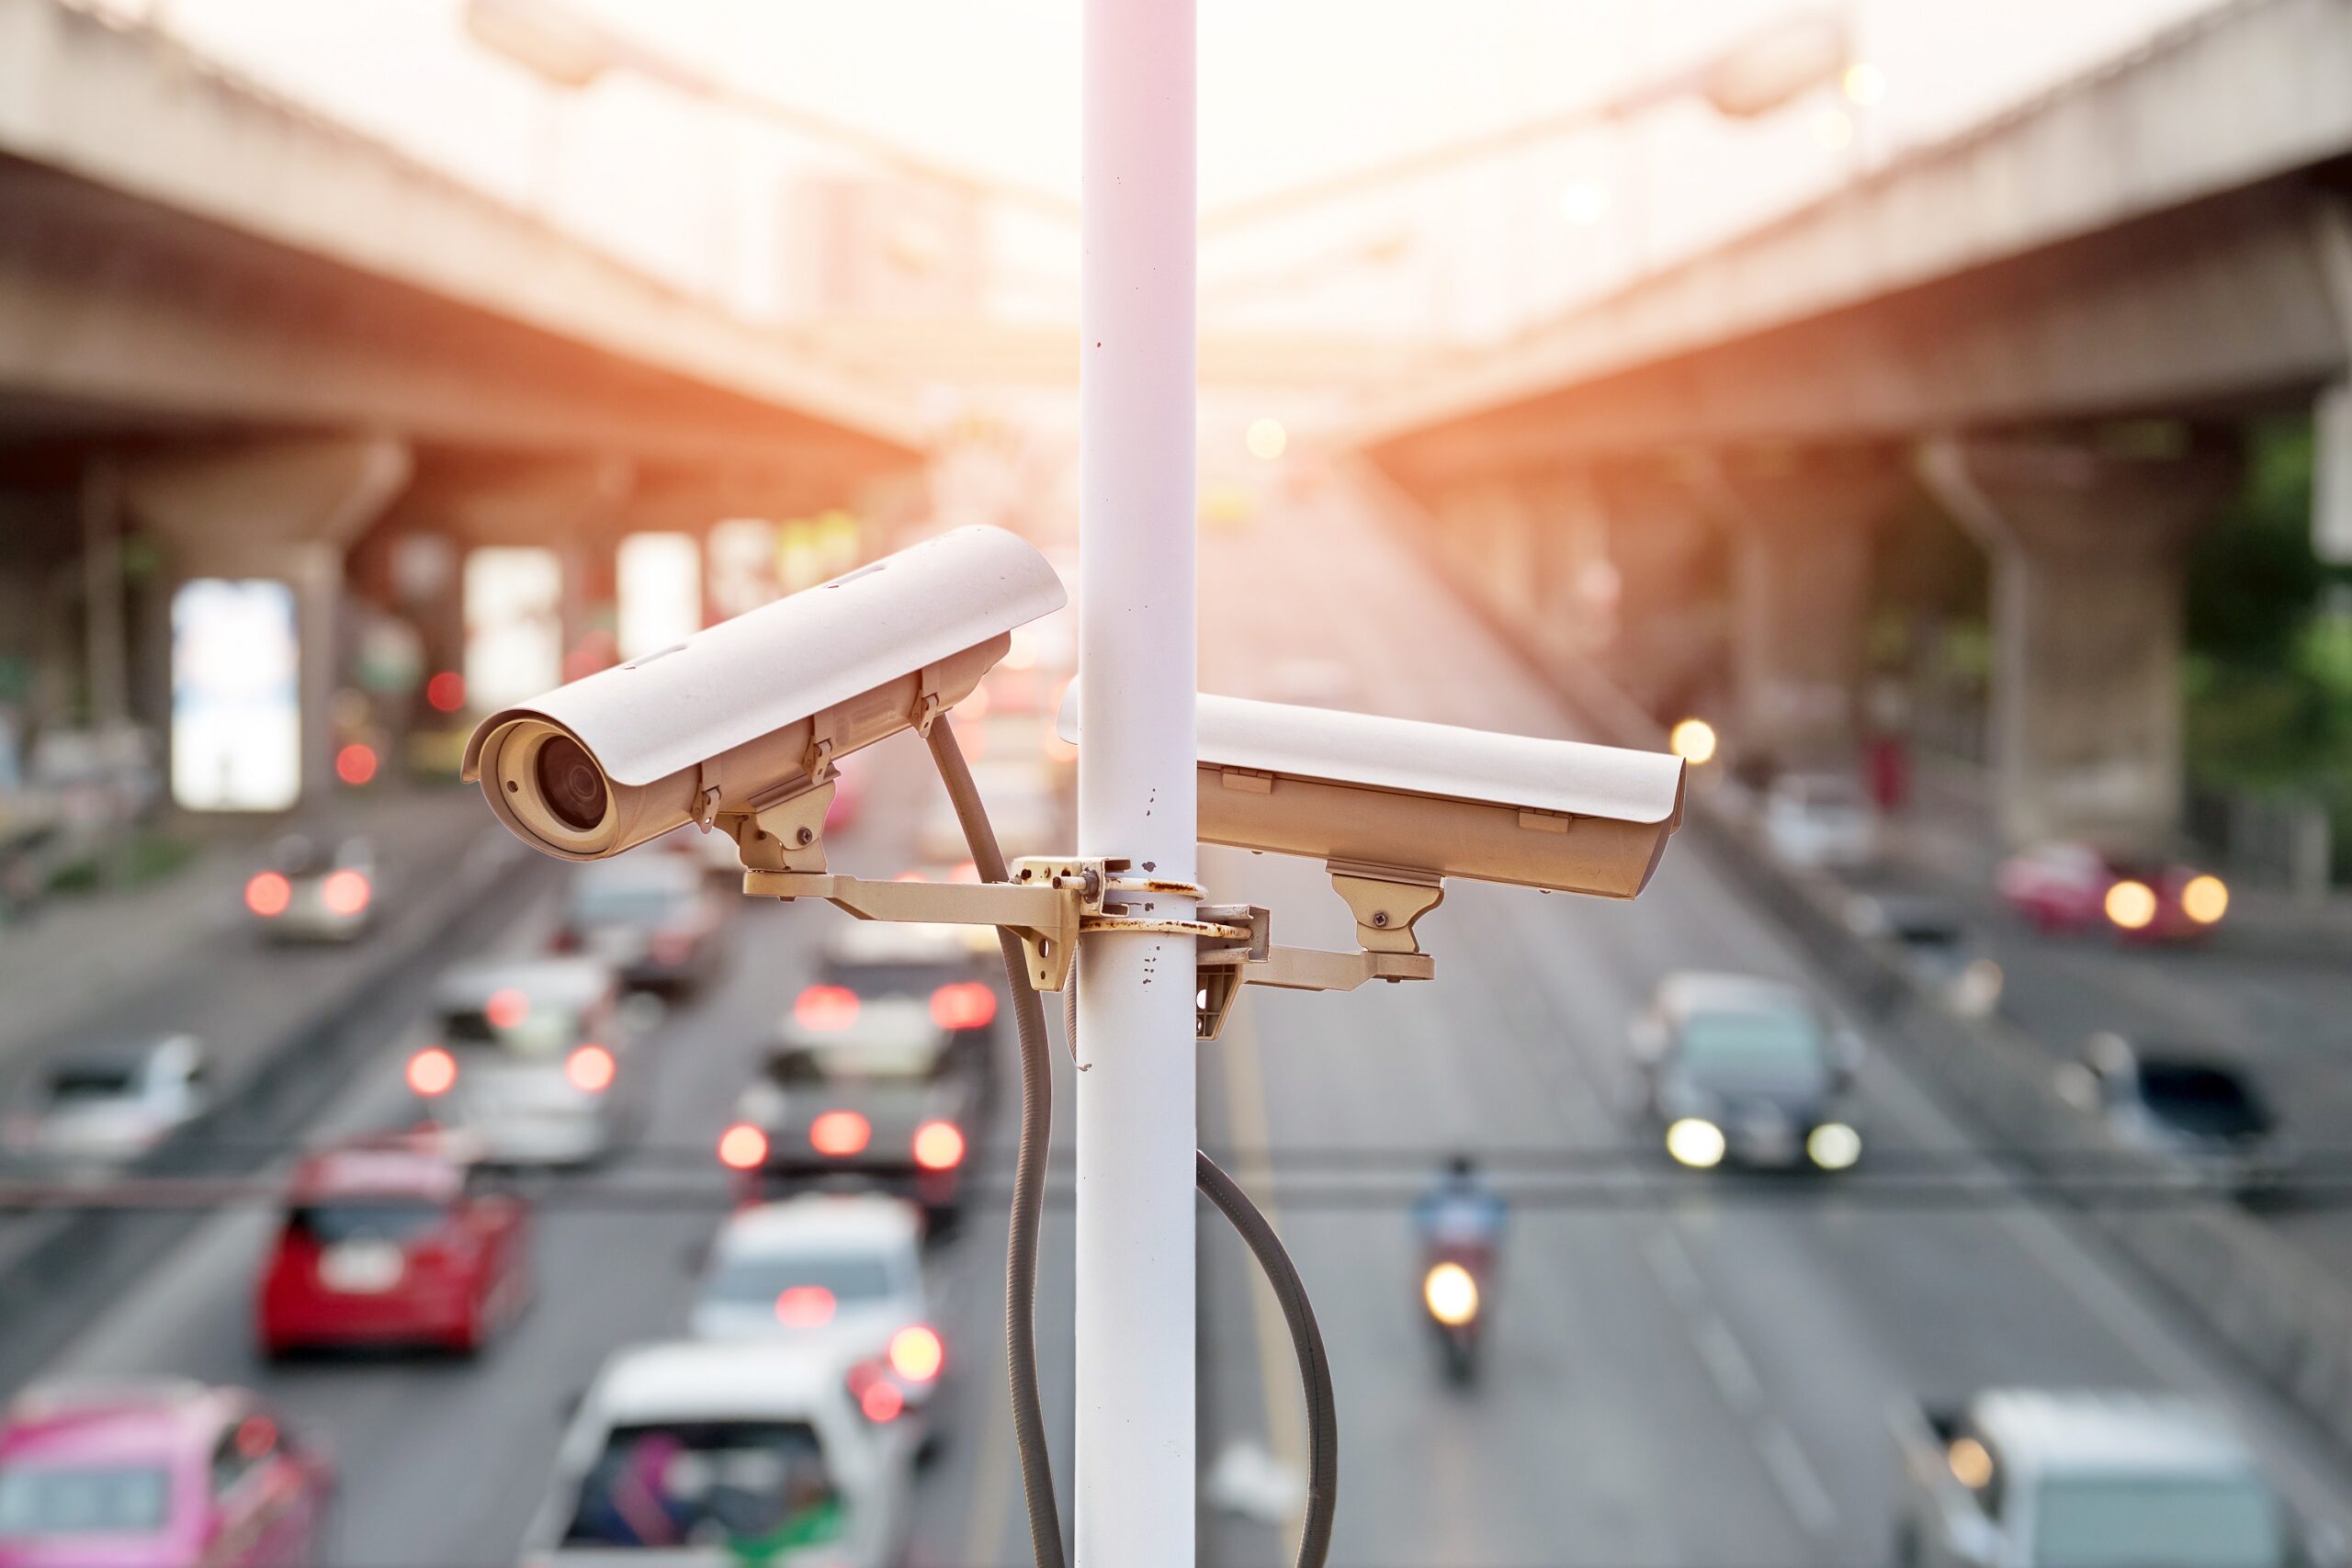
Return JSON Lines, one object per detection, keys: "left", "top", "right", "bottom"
{"left": 1666, "top": 1118, "right": 1726, "bottom": 1169}
{"left": 1422, "top": 1262, "right": 1480, "bottom": 1326}
{"left": 1806, "top": 1122, "right": 1861, "bottom": 1170}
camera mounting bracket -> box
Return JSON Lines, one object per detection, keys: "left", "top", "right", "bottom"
{"left": 743, "top": 856, "right": 1109, "bottom": 991}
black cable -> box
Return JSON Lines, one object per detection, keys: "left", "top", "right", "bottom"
{"left": 924, "top": 715, "right": 1067, "bottom": 1568}
{"left": 1195, "top": 1148, "right": 1340, "bottom": 1568}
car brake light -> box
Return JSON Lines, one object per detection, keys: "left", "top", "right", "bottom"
{"left": 651, "top": 933, "right": 690, "bottom": 964}
{"left": 406, "top": 1048, "right": 458, "bottom": 1098}
{"left": 549, "top": 928, "right": 580, "bottom": 953}
{"left": 846, "top": 1361, "right": 905, "bottom": 1423}
{"left": 930, "top": 982, "right": 998, "bottom": 1031}
{"left": 809, "top": 1111, "right": 871, "bottom": 1157}
{"left": 565, "top": 1044, "right": 616, "bottom": 1093}
{"left": 794, "top": 986, "right": 860, "bottom": 1031}
{"left": 321, "top": 870, "right": 370, "bottom": 917}
{"left": 775, "top": 1286, "right": 835, "bottom": 1327}
{"left": 2181, "top": 874, "right": 2229, "bottom": 925}
{"left": 889, "top": 1325, "right": 944, "bottom": 1382}
{"left": 245, "top": 872, "right": 291, "bottom": 918}
{"left": 912, "top": 1120, "right": 966, "bottom": 1171}
{"left": 718, "top": 1122, "right": 769, "bottom": 1170}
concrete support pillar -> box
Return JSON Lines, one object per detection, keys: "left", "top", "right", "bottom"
{"left": 438, "top": 458, "right": 633, "bottom": 666}
{"left": 1587, "top": 458, "right": 1725, "bottom": 716}
{"left": 1704, "top": 449, "right": 1905, "bottom": 770}
{"left": 125, "top": 436, "right": 412, "bottom": 806}
{"left": 2312, "top": 198, "right": 2352, "bottom": 565}
{"left": 1918, "top": 434, "right": 2237, "bottom": 851}
{"left": 80, "top": 458, "right": 129, "bottom": 728}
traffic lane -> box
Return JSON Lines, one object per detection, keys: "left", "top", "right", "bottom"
{"left": 1197, "top": 847, "right": 1829, "bottom": 1568}
{"left": 1849, "top": 852, "right": 2352, "bottom": 1273}
{"left": 29, "top": 783, "right": 1044, "bottom": 1568}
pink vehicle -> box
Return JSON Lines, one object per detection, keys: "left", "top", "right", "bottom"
{"left": 1996, "top": 840, "right": 2230, "bottom": 943}
{"left": 0, "top": 1382, "right": 333, "bottom": 1568}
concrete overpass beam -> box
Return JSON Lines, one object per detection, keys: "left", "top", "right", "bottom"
{"left": 1705, "top": 450, "right": 1906, "bottom": 770}
{"left": 124, "top": 435, "right": 413, "bottom": 805}
{"left": 1918, "top": 434, "right": 2237, "bottom": 852}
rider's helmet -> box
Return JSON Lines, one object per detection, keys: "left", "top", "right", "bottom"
{"left": 1444, "top": 1152, "right": 1476, "bottom": 1180}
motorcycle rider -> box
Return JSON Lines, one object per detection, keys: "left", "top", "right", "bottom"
{"left": 1413, "top": 1152, "right": 1508, "bottom": 1258}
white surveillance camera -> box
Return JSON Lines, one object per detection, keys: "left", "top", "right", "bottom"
{"left": 1057, "top": 685, "right": 1685, "bottom": 898}
{"left": 464, "top": 526, "right": 1066, "bottom": 862}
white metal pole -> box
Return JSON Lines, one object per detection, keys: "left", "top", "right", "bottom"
{"left": 1076, "top": 0, "right": 1196, "bottom": 1563}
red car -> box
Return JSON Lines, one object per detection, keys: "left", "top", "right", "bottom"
{"left": 256, "top": 1134, "right": 531, "bottom": 1358}
{"left": 1996, "top": 841, "right": 2229, "bottom": 942}
{"left": 0, "top": 1380, "right": 333, "bottom": 1568}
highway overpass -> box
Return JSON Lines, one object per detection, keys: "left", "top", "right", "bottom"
{"left": 1354, "top": 0, "right": 2352, "bottom": 851}
{"left": 0, "top": 0, "right": 924, "bottom": 802}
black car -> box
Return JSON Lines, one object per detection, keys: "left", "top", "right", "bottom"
{"left": 2059, "top": 1033, "right": 2293, "bottom": 1198}
{"left": 723, "top": 996, "right": 987, "bottom": 1229}
{"left": 1627, "top": 972, "right": 1865, "bottom": 1172}
{"left": 556, "top": 855, "right": 725, "bottom": 996}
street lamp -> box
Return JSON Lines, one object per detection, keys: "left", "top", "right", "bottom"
{"left": 463, "top": 0, "right": 1077, "bottom": 222}
{"left": 1198, "top": 7, "right": 1852, "bottom": 235}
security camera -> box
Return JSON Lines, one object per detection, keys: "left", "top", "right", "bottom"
{"left": 464, "top": 525, "right": 1067, "bottom": 862}
{"left": 1057, "top": 686, "right": 1685, "bottom": 899}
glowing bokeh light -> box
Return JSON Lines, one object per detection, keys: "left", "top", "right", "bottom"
{"left": 1666, "top": 1117, "right": 1727, "bottom": 1168}
{"left": 912, "top": 1120, "right": 967, "bottom": 1172}
{"left": 1245, "top": 418, "right": 1288, "bottom": 461}
{"left": 775, "top": 1285, "right": 836, "bottom": 1327}
{"left": 2104, "top": 879, "right": 2158, "bottom": 931}
{"left": 718, "top": 1122, "right": 769, "bottom": 1170}
{"left": 485, "top": 987, "right": 530, "bottom": 1030}
{"left": 889, "top": 1325, "right": 945, "bottom": 1382}
{"left": 2181, "top": 874, "right": 2229, "bottom": 925}
{"left": 1668, "top": 718, "right": 1718, "bottom": 765}
{"left": 406, "top": 1048, "right": 458, "bottom": 1098}
{"left": 1422, "top": 1261, "right": 1479, "bottom": 1326}
{"left": 335, "top": 743, "right": 379, "bottom": 786}
{"left": 1559, "top": 178, "right": 1610, "bottom": 226}
{"left": 320, "top": 870, "right": 371, "bottom": 917}
{"left": 1842, "top": 61, "right": 1886, "bottom": 106}
{"left": 244, "top": 872, "right": 292, "bottom": 919}
{"left": 809, "top": 1110, "right": 872, "bottom": 1157}
{"left": 565, "top": 1044, "right": 616, "bottom": 1093}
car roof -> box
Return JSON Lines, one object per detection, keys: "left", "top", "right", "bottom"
{"left": 571, "top": 855, "right": 698, "bottom": 893}
{"left": 1655, "top": 972, "right": 1812, "bottom": 1021}
{"left": 435, "top": 957, "right": 614, "bottom": 1011}
{"left": 288, "top": 1141, "right": 465, "bottom": 1203}
{"left": 779, "top": 996, "right": 948, "bottom": 1053}
{"left": 716, "top": 1196, "right": 922, "bottom": 1257}
{"left": 1969, "top": 1391, "right": 2263, "bottom": 1481}
{"left": 4, "top": 1380, "right": 232, "bottom": 1455}
{"left": 590, "top": 1341, "right": 845, "bottom": 1423}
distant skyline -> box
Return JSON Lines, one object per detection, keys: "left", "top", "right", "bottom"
{"left": 140, "top": 0, "right": 2226, "bottom": 336}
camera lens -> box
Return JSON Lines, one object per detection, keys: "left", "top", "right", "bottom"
{"left": 534, "top": 735, "right": 607, "bottom": 831}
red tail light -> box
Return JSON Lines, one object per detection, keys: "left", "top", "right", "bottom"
{"left": 565, "top": 1044, "right": 616, "bottom": 1093}
{"left": 793, "top": 986, "right": 861, "bottom": 1032}
{"left": 334, "top": 743, "right": 378, "bottom": 786}
{"left": 930, "top": 982, "right": 998, "bottom": 1031}
{"left": 718, "top": 1122, "right": 769, "bottom": 1170}
{"left": 406, "top": 1048, "right": 458, "bottom": 1098}
{"left": 846, "top": 1361, "right": 905, "bottom": 1423}
{"left": 651, "top": 933, "right": 690, "bottom": 964}
{"left": 911, "top": 1120, "right": 966, "bottom": 1172}
{"left": 245, "top": 872, "right": 291, "bottom": 919}
{"left": 549, "top": 928, "right": 580, "bottom": 953}
{"left": 889, "top": 1325, "right": 944, "bottom": 1382}
{"left": 320, "top": 870, "right": 370, "bottom": 917}
{"left": 809, "top": 1111, "right": 871, "bottom": 1157}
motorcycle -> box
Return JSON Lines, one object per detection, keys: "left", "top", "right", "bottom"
{"left": 1420, "top": 1243, "right": 1489, "bottom": 1384}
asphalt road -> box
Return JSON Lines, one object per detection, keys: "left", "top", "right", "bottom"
{"left": 12, "top": 491, "right": 2352, "bottom": 1567}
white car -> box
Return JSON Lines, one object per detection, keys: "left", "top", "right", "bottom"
{"left": 245, "top": 833, "right": 377, "bottom": 942}
{"left": 1760, "top": 773, "right": 1879, "bottom": 872}
{"left": 413, "top": 958, "right": 642, "bottom": 1166}
{"left": 692, "top": 1197, "right": 949, "bottom": 1444}
{"left": 3, "top": 1034, "right": 209, "bottom": 1168}
{"left": 518, "top": 1340, "right": 914, "bottom": 1567}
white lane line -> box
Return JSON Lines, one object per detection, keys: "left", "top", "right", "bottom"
{"left": 1638, "top": 1229, "right": 1704, "bottom": 1314}
{"left": 1691, "top": 1314, "right": 1765, "bottom": 1415}
{"left": 1758, "top": 1418, "right": 1839, "bottom": 1538}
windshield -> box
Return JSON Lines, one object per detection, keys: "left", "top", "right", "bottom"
{"left": 2139, "top": 1065, "right": 2272, "bottom": 1139}
{"left": 769, "top": 1040, "right": 945, "bottom": 1086}
{"left": 0, "top": 1463, "right": 173, "bottom": 1538}
{"left": 441, "top": 1003, "right": 584, "bottom": 1058}
{"left": 702, "top": 1251, "right": 898, "bottom": 1311}
{"left": 562, "top": 1421, "right": 843, "bottom": 1552}
{"left": 287, "top": 1201, "right": 447, "bottom": 1246}
{"left": 1676, "top": 1009, "right": 1827, "bottom": 1083}
{"left": 45, "top": 1066, "right": 138, "bottom": 1101}
{"left": 568, "top": 883, "right": 689, "bottom": 928}
{"left": 2033, "top": 1474, "right": 2286, "bottom": 1568}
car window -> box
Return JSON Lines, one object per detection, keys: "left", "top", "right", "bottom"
{"left": 0, "top": 1462, "right": 173, "bottom": 1538}
{"left": 440, "top": 1002, "right": 585, "bottom": 1058}
{"left": 287, "top": 1201, "right": 447, "bottom": 1246}
{"left": 2136, "top": 1064, "right": 2272, "bottom": 1138}
{"left": 562, "top": 1420, "right": 844, "bottom": 1551}
{"left": 2031, "top": 1473, "right": 2284, "bottom": 1568}
{"left": 44, "top": 1065, "right": 137, "bottom": 1101}
{"left": 702, "top": 1249, "right": 900, "bottom": 1311}
{"left": 1673, "top": 1009, "right": 1827, "bottom": 1082}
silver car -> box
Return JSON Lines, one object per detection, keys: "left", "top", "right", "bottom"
{"left": 413, "top": 957, "right": 643, "bottom": 1166}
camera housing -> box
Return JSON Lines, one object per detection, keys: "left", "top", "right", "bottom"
{"left": 464, "top": 525, "right": 1067, "bottom": 862}
{"left": 1057, "top": 687, "right": 1686, "bottom": 899}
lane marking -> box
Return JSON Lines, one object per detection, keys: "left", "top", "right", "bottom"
{"left": 1691, "top": 1314, "right": 1765, "bottom": 1415}
{"left": 1758, "top": 1418, "right": 1839, "bottom": 1538}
